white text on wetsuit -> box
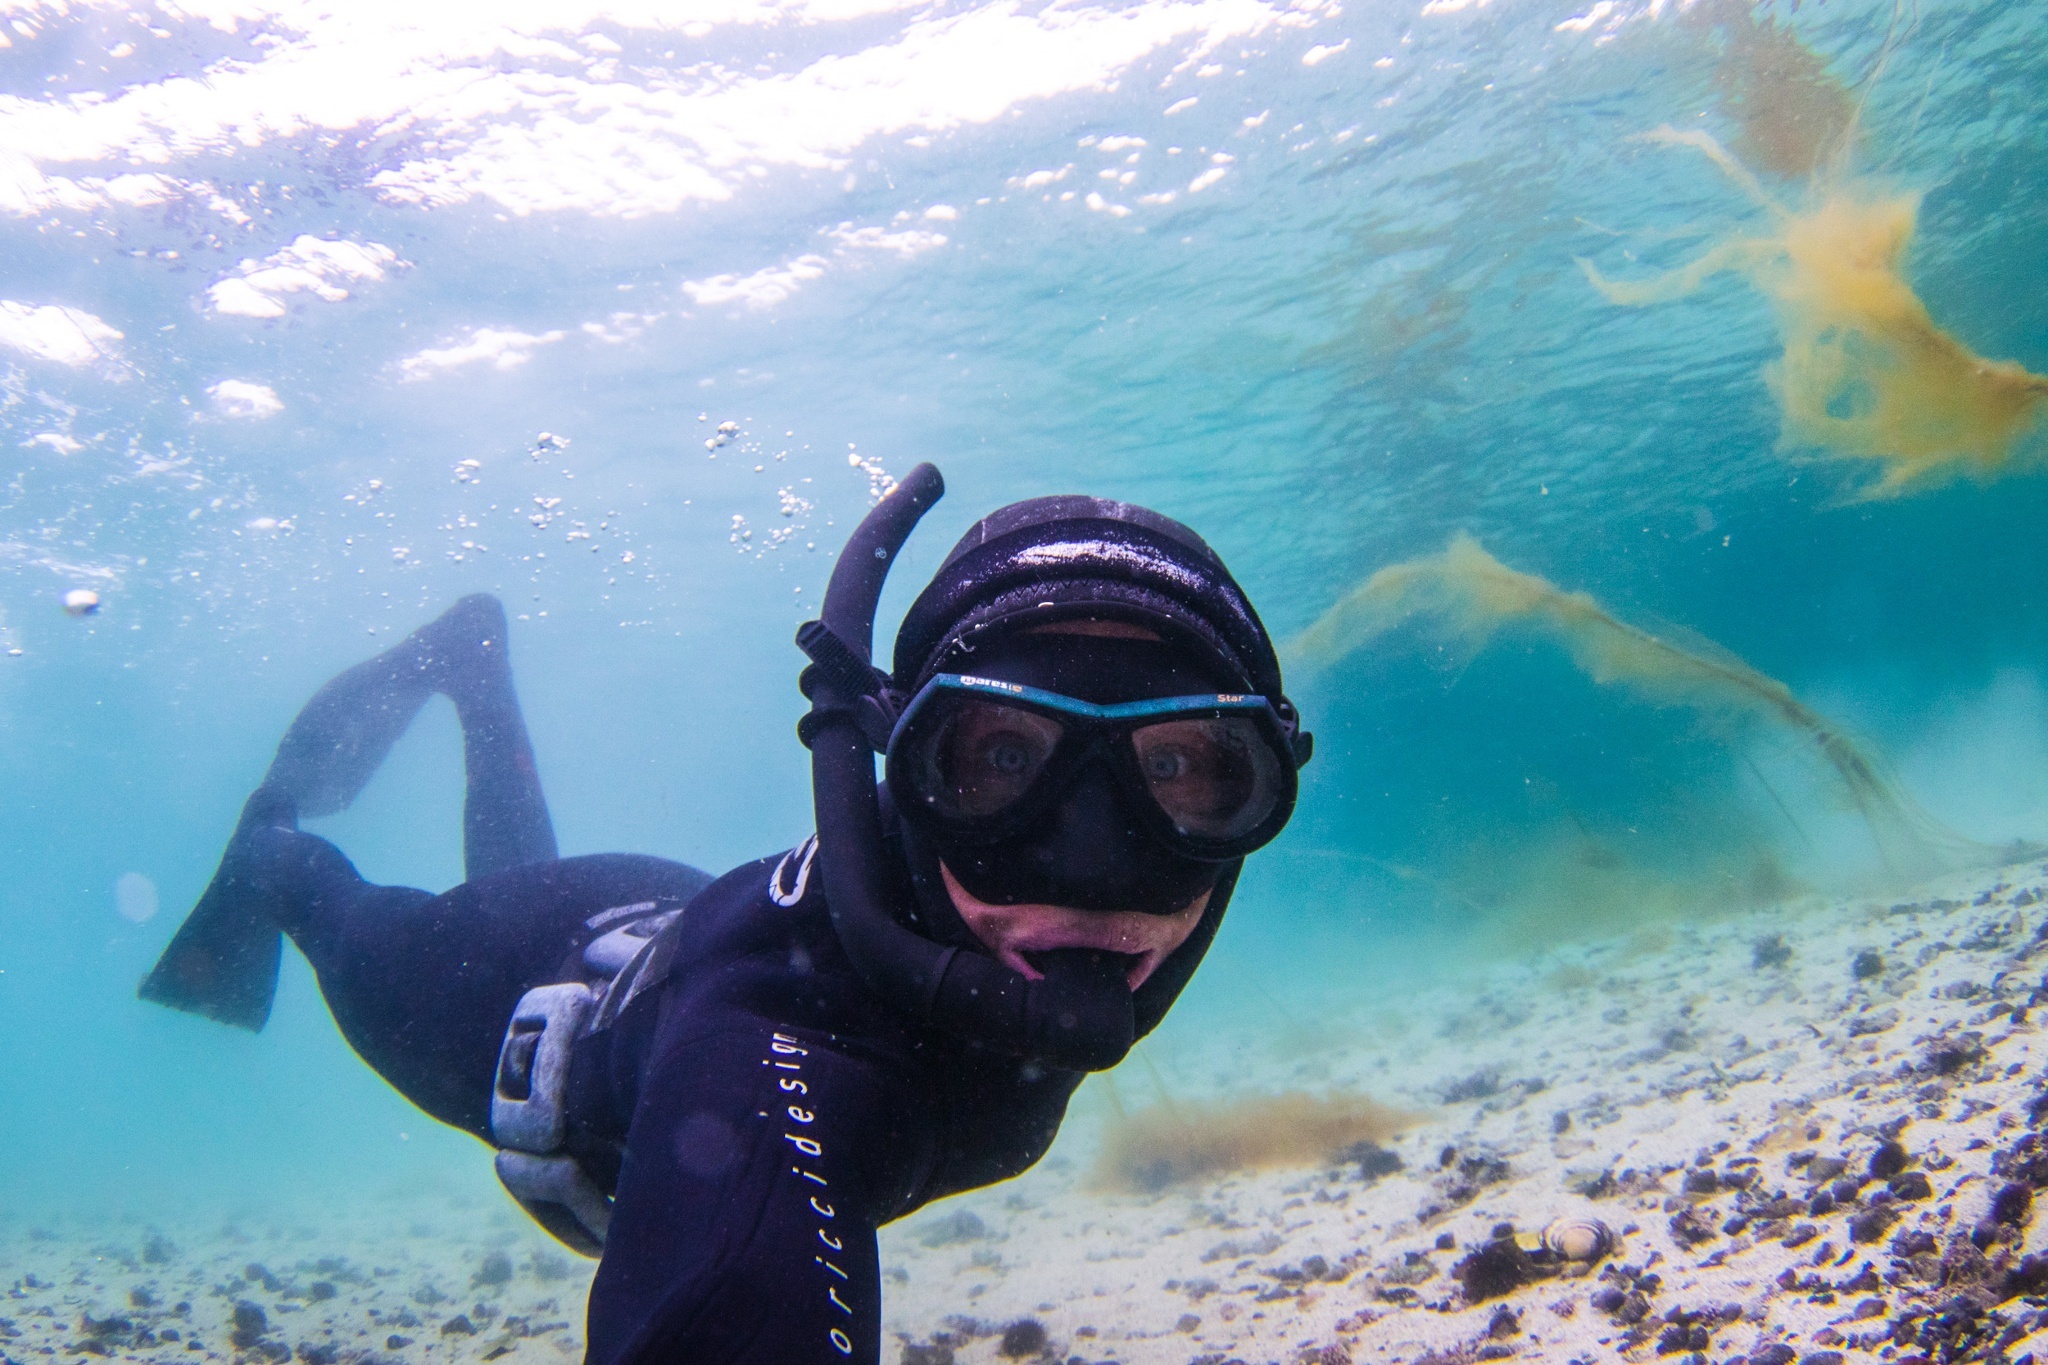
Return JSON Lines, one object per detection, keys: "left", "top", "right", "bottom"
{"left": 766, "top": 1031, "right": 854, "bottom": 1357}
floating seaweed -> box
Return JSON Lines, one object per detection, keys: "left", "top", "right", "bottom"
{"left": 1685, "top": 0, "right": 1856, "bottom": 180}
{"left": 1292, "top": 533, "right": 1982, "bottom": 873}
{"left": 1580, "top": 127, "right": 2048, "bottom": 498}
{"left": 1090, "top": 1089, "right": 1415, "bottom": 1194}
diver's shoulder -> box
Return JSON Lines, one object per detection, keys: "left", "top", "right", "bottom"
{"left": 684, "top": 837, "right": 825, "bottom": 916}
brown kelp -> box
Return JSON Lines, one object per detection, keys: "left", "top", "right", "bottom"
{"left": 1685, "top": 0, "right": 1856, "bottom": 180}
{"left": 1292, "top": 533, "right": 1977, "bottom": 871}
{"left": 1580, "top": 128, "right": 2048, "bottom": 497}
{"left": 1091, "top": 1089, "right": 1415, "bottom": 1193}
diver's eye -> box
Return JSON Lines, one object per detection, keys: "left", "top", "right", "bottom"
{"left": 912, "top": 700, "right": 1064, "bottom": 820}
{"left": 1131, "top": 716, "right": 1284, "bottom": 841}
{"left": 1142, "top": 746, "right": 1192, "bottom": 782}
{"left": 980, "top": 735, "right": 1036, "bottom": 776}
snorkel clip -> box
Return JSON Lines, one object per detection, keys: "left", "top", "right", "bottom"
{"left": 795, "top": 619, "right": 900, "bottom": 752}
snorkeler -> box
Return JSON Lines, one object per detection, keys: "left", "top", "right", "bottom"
{"left": 140, "top": 465, "right": 1311, "bottom": 1364}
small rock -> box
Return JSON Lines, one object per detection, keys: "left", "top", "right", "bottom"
{"left": 231, "top": 1303, "right": 268, "bottom": 1350}
{"left": 1669, "top": 1206, "right": 1718, "bottom": 1246}
{"left": 472, "top": 1250, "right": 514, "bottom": 1288}
{"left": 1655, "top": 1321, "right": 1710, "bottom": 1354}
{"left": 1991, "top": 1182, "right": 2033, "bottom": 1226}
{"left": 440, "top": 1315, "right": 477, "bottom": 1337}
{"left": 1868, "top": 1141, "right": 1910, "bottom": 1179}
{"left": 1442, "top": 1069, "right": 1503, "bottom": 1103}
{"left": 1341, "top": 1141, "right": 1404, "bottom": 1183}
{"left": 1454, "top": 1235, "right": 1534, "bottom": 1302}
{"left": 1888, "top": 1172, "right": 1933, "bottom": 1201}
{"left": 997, "top": 1319, "right": 1046, "bottom": 1357}
{"left": 1923, "top": 1036, "right": 1984, "bottom": 1075}
{"left": 1851, "top": 949, "right": 1883, "bottom": 980}
{"left": 918, "top": 1209, "right": 988, "bottom": 1248}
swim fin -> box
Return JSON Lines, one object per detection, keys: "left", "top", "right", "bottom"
{"left": 261, "top": 594, "right": 509, "bottom": 818}
{"left": 137, "top": 787, "right": 297, "bottom": 1031}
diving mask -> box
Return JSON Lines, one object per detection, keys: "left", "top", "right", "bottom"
{"left": 886, "top": 673, "right": 1302, "bottom": 861}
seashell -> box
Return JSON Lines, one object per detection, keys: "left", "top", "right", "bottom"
{"left": 61, "top": 588, "right": 100, "bottom": 617}
{"left": 1542, "top": 1216, "right": 1616, "bottom": 1262}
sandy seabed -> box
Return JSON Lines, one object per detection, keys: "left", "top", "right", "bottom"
{"left": 7, "top": 858, "right": 2048, "bottom": 1365}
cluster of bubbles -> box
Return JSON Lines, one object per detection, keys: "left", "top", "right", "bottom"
{"left": 847, "top": 448, "right": 896, "bottom": 504}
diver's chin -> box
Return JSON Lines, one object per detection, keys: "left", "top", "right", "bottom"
{"left": 939, "top": 862, "right": 1210, "bottom": 992}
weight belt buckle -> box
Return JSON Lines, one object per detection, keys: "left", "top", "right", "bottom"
{"left": 489, "top": 982, "right": 611, "bottom": 1256}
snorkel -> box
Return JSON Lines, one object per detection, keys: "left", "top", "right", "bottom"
{"left": 798, "top": 464, "right": 1139, "bottom": 1071}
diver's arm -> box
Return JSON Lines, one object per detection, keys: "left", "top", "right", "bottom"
{"left": 585, "top": 1017, "right": 931, "bottom": 1365}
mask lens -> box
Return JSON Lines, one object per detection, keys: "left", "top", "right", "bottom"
{"left": 1130, "top": 716, "right": 1284, "bottom": 842}
{"left": 906, "top": 698, "right": 1065, "bottom": 820}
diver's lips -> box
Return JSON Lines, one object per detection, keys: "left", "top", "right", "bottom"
{"left": 939, "top": 862, "right": 1210, "bottom": 992}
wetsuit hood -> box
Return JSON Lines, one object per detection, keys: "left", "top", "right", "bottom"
{"left": 893, "top": 495, "right": 1288, "bottom": 700}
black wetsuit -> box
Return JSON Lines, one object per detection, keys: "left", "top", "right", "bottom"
{"left": 237, "top": 824, "right": 1078, "bottom": 1364}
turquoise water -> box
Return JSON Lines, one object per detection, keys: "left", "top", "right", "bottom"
{"left": 2, "top": 0, "right": 2045, "bottom": 1259}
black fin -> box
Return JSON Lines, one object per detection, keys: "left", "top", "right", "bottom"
{"left": 137, "top": 788, "right": 296, "bottom": 1031}
{"left": 262, "top": 594, "right": 510, "bottom": 818}
{"left": 264, "top": 661, "right": 435, "bottom": 821}
{"left": 412, "top": 593, "right": 513, "bottom": 693}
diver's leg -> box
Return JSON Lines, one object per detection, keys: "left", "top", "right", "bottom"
{"left": 263, "top": 593, "right": 556, "bottom": 881}
{"left": 143, "top": 594, "right": 551, "bottom": 1028}
{"left": 427, "top": 594, "right": 558, "bottom": 880}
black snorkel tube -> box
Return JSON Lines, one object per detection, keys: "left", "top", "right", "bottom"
{"left": 797, "top": 464, "right": 1137, "bottom": 1072}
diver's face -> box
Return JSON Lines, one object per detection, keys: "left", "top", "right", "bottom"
{"left": 932, "top": 620, "right": 1231, "bottom": 990}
